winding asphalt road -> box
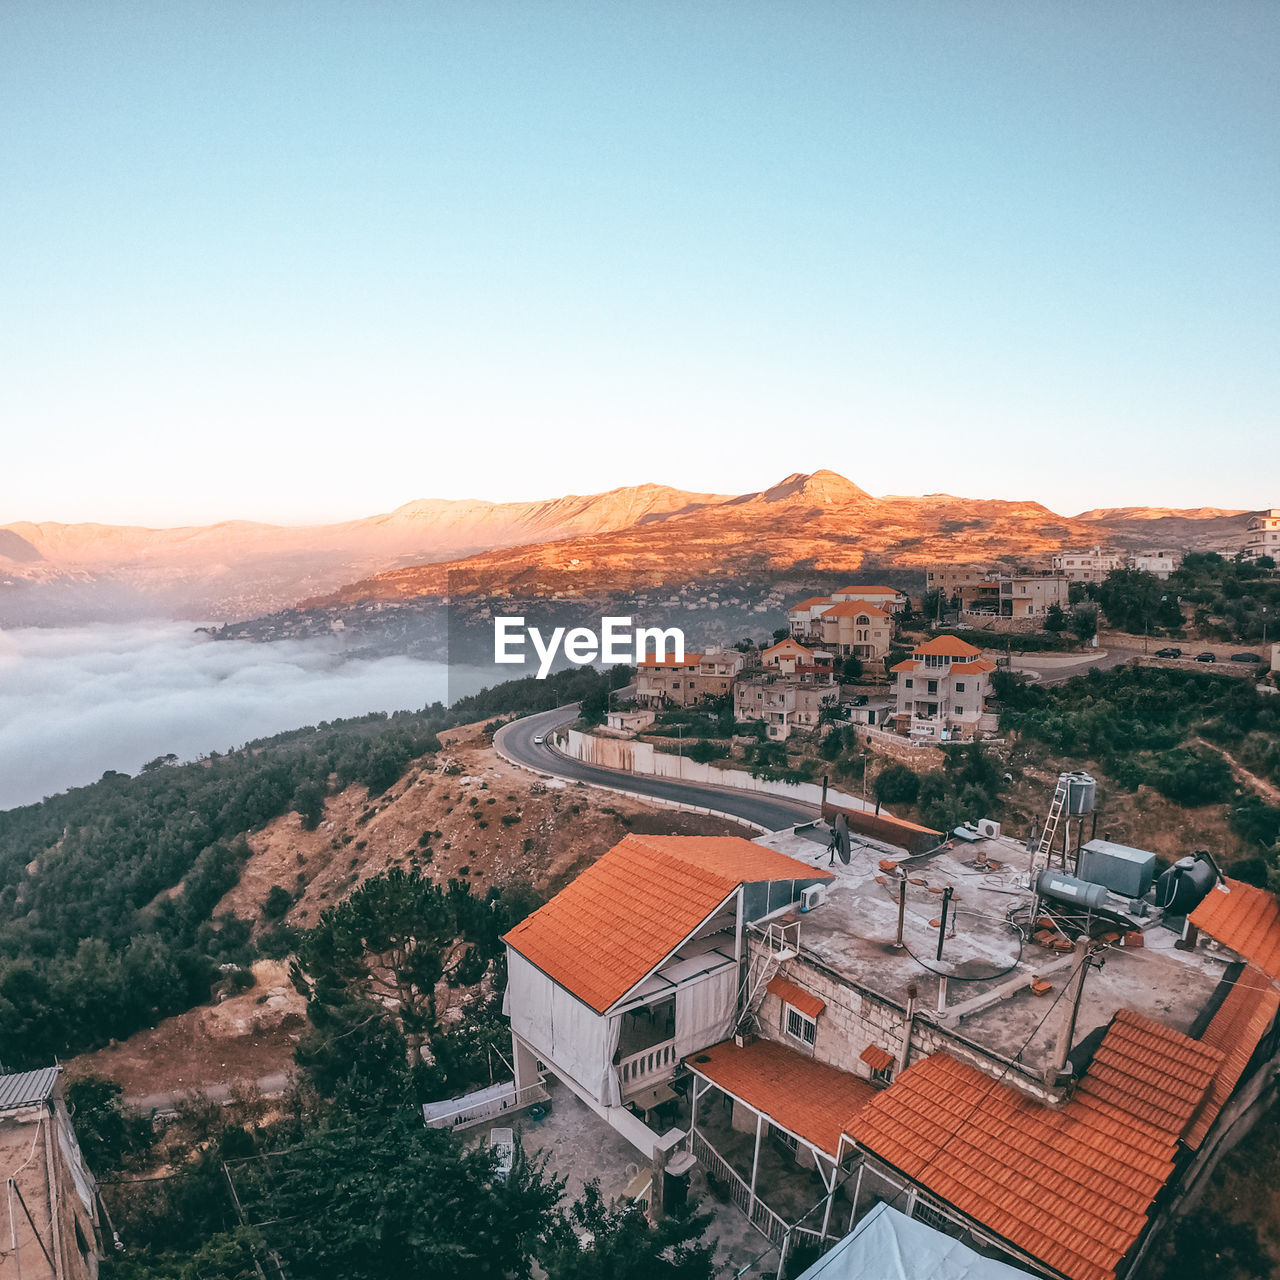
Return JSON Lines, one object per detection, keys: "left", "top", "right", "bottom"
{"left": 493, "top": 703, "right": 820, "bottom": 832}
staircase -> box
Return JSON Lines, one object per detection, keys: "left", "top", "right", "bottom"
{"left": 735, "top": 917, "right": 800, "bottom": 1036}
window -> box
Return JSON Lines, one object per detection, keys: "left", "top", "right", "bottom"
{"left": 927, "top": 680, "right": 937, "bottom": 694}
{"left": 870, "top": 1064, "right": 894, "bottom": 1088}
{"left": 954, "top": 706, "right": 964, "bottom": 717}
{"left": 771, "top": 1124, "right": 799, "bottom": 1155}
{"left": 913, "top": 1198, "right": 950, "bottom": 1233}
{"left": 785, "top": 1004, "right": 816, "bottom": 1046}
{"left": 904, "top": 678, "right": 913, "bottom": 689}
{"left": 672, "top": 681, "right": 680, "bottom": 688}
{"left": 954, "top": 681, "right": 965, "bottom": 693}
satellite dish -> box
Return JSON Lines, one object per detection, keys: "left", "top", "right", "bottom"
{"left": 835, "top": 813, "right": 851, "bottom": 865}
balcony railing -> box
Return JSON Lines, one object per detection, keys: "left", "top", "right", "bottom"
{"left": 618, "top": 1038, "right": 677, "bottom": 1093}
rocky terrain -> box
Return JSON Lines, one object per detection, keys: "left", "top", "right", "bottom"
{"left": 305, "top": 471, "right": 1253, "bottom": 608}
{"left": 3, "top": 470, "right": 1252, "bottom": 624}
{"left": 68, "top": 720, "right": 746, "bottom": 1099}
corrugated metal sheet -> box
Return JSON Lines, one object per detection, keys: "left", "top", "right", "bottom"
{"left": 0, "top": 1066, "right": 59, "bottom": 1111}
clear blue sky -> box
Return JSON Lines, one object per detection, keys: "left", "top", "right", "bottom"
{"left": 2, "top": 2, "right": 1276, "bottom": 525}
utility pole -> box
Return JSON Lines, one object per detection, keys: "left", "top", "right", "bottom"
{"left": 1046, "top": 938, "right": 1094, "bottom": 1085}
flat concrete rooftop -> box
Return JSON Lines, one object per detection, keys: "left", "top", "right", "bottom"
{"left": 754, "top": 824, "right": 1232, "bottom": 1076}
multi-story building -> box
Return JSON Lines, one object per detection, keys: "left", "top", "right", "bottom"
{"left": 502, "top": 816, "right": 1280, "bottom": 1280}
{"left": 1127, "top": 550, "right": 1181, "bottom": 579}
{"left": 1052, "top": 548, "right": 1123, "bottom": 582}
{"left": 829, "top": 585, "right": 908, "bottom": 613}
{"left": 891, "top": 635, "right": 997, "bottom": 741}
{"left": 788, "top": 596, "right": 835, "bottom": 639}
{"left": 816, "top": 601, "right": 893, "bottom": 661}
{"left": 924, "top": 565, "right": 989, "bottom": 602}
{"left": 1244, "top": 509, "right": 1280, "bottom": 561}
{"left": 995, "top": 572, "right": 1069, "bottom": 619}
{"left": 760, "top": 637, "right": 833, "bottom": 676}
{"left": 635, "top": 648, "right": 745, "bottom": 708}
{"left": 735, "top": 672, "right": 839, "bottom": 741}
{"left": 0, "top": 1067, "right": 101, "bottom": 1280}
{"left": 502, "top": 834, "right": 830, "bottom": 1155}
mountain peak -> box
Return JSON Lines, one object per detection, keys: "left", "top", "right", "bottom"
{"left": 755, "top": 470, "right": 873, "bottom": 505}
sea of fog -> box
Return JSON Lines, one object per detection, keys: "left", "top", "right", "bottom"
{"left": 0, "top": 621, "right": 493, "bottom": 811}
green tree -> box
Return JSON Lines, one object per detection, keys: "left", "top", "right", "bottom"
{"left": 1072, "top": 604, "right": 1098, "bottom": 644}
{"left": 541, "top": 1182, "right": 716, "bottom": 1280}
{"left": 252, "top": 1114, "right": 562, "bottom": 1280}
{"left": 874, "top": 764, "right": 919, "bottom": 807}
{"left": 840, "top": 655, "right": 863, "bottom": 680}
{"left": 1044, "top": 603, "right": 1067, "bottom": 633}
{"left": 293, "top": 869, "right": 500, "bottom": 1068}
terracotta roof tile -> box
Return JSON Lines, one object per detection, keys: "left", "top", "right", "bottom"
{"left": 789, "top": 596, "right": 832, "bottom": 610}
{"left": 766, "top": 976, "right": 825, "bottom": 1019}
{"left": 1189, "top": 877, "right": 1280, "bottom": 981}
{"left": 913, "top": 635, "right": 984, "bottom": 658}
{"left": 687, "top": 1038, "right": 876, "bottom": 1157}
{"left": 1184, "top": 968, "right": 1280, "bottom": 1148}
{"left": 835, "top": 585, "right": 901, "bottom": 596}
{"left": 860, "top": 1044, "right": 894, "bottom": 1072}
{"left": 820, "top": 600, "right": 890, "bottom": 619}
{"left": 503, "top": 835, "right": 830, "bottom": 1013}
{"left": 847, "top": 1011, "right": 1224, "bottom": 1280}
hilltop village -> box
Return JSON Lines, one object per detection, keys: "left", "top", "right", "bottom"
{"left": 5, "top": 543, "right": 1280, "bottom": 1280}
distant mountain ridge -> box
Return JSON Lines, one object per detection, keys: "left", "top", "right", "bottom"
{"left": 303, "top": 472, "right": 1253, "bottom": 609}
{"left": 1, "top": 472, "right": 1253, "bottom": 624}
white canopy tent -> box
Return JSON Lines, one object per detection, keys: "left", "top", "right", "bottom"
{"left": 795, "top": 1202, "right": 1035, "bottom": 1280}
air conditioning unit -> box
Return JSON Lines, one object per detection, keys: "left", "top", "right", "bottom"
{"left": 977, "top": 819, "right": 1002, "bottom": 839}
{"left": 800, "top": 884, "right": 828, "bottom": 913}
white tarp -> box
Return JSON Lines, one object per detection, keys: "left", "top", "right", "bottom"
{"left": 674, "top": 965, "right": 738, "bottom": 1059}
{"left": 505, "top": 950, "right": 621, "bottom": 1105}
{"left": 796, "top": 1202, "right": 1035, "bottom": 1280}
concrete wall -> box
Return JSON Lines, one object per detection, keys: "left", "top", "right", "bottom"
{"left": 562, "top": 730, "right": 872, "bottom": 812}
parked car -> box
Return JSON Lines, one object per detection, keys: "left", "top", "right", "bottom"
{"left": 1231, "top": 652, "right": 1263, "bottom": 663}
{"left": 1155, "top": 647, "right": 1182, "bottom": 658}
{"left": 1195, "top": 652, "right": 1217, "bottom": 663}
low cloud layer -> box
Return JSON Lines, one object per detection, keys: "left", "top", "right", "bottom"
{"left": 0, "top": 622, "right": 470, "bottom": 811}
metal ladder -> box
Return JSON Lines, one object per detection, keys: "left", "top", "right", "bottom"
{"left": 1037, "top": 778, "right": 1068, "bottom": 861}
{"left": 734, "top": 919, "right": 798, "bottom": 1036}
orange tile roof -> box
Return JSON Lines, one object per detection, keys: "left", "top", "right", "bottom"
{"left": 1189, "top": 877, "right": 1280, "bottom": 981}
{"left": 789, "top": 596, "right": 831, "bottom": 611}
{"left": 949, "top": 658, "right": 997, "bottom": 674}
{"left": 913, "top": 635, "right": 983, "bottom": 658}
{"left": 836, "top": 585, "right": 901, "bottom": 596}
{"left": 820, "top": 600, "right": 889, "bottom": 619}
{"left": 687, "top": 1038, "right": 876, "bottom": 1157}
{"left": 1184, "top": 968, "right": 1280, "bottom": 1149}
{"left": 503, "top": 835, "right": 831, "bottom": 1013}
{"left": 637, "top": 651, "right": 703, "bottom": 668}
{"left": 860, "top": 1044, "right": 894, "bottom": 1072}
{"left": 762, "top": 639, "right": 814, "bottom": 659}
{"left": 847, "top": 1011, "right": 1224, "bottom": 1280}
{"left": 890, "top": 659, "right": 919, "bottom": 673}
{"left": 766, "top": 976, "right": 825, "bottom": 1019}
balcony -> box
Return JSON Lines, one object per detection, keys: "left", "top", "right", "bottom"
{"left": 618, "top": 1039, "right": 678, "bottom": 1095}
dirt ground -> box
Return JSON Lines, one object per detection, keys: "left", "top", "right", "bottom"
{"left": 216, "top": 719, "right": 749, "bottom": 932}
{"left": 69, "top": 724, "right": 747, "bottom": 1100}
{"left": 70, "top": 959, "right": 307, "bottom": 1099}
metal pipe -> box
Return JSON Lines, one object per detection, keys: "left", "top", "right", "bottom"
{"left": 894, "top": 871, "right": 907, "bottom": 950}
{"left": 936, "top": 886, "right": 953, "bottom": 961}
